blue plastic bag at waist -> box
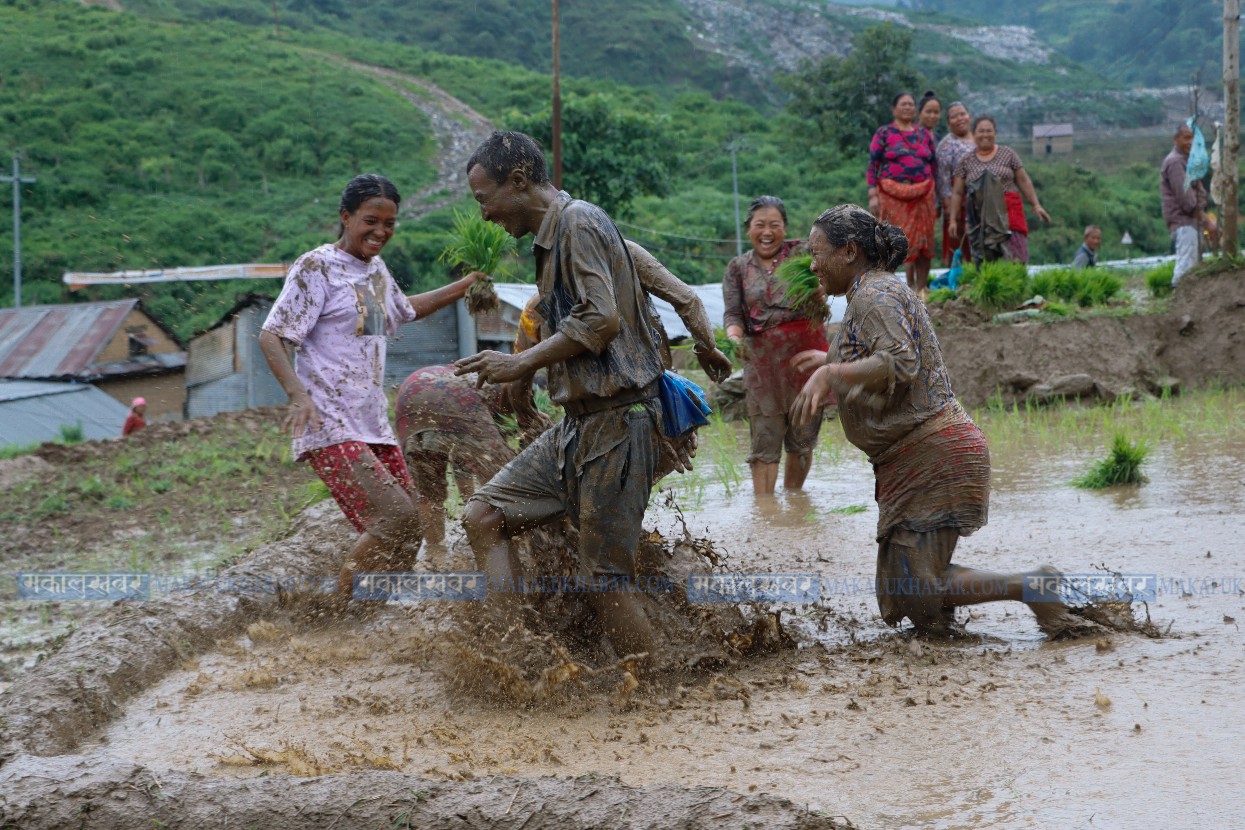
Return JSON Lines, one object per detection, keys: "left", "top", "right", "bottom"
{"left": 659, "top": 370, "right": 712, "bottom": 438}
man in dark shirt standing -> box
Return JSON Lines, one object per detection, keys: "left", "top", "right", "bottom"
{"left": 455, "top": 131, "right": 666, "bottom": 661}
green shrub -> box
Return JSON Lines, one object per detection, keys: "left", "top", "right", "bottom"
{"left": 1074, "top": 433, "right": 1149, "bottom": 488}
{"left": 963, "top": 260, "right": 1031, "bottom": 311}
{"left": 57, "top": 422, "right": 85, "bottom": 445}
{"left": 1145, "top": 262, "right": 1175, "bottom": 297}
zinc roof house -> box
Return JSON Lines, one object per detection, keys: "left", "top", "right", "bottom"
{"left": 0, "top": 299, "right": 186, "bottom": 419}
{"left": 0, "top": 380, "right": 130, "bottom": 446}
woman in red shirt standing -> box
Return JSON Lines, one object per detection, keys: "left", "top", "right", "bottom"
{"left": 122, "top": 398, "right": 146, "bottom": 436}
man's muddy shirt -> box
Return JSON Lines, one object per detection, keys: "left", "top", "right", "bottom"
{"left": 262, "top": 244, "right": 417, "bottom": 460}
{"left": 532, "top": 193, "right": 664, "bottom": 409}
{"left": 831, "top": 271, "right": 956, "bottom": 461}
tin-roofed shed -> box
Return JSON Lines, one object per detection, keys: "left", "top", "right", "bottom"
{"left": 0, "top": 299, "right": 186, "bottom": 419}
{"left": 0, "top": 380, "right": 130, "bottom": 446}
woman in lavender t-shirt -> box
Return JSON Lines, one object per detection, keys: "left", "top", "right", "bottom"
{"left": 259, "top": 174, "right": 484, "bottom": 603}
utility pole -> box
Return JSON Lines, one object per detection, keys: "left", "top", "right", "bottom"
{"left": 727, "top": 139, "right": 748, "bottom": 258}
{"left": 551, "top": 0, "right": 563, "bottom": 189}
{"left": 1223, "top": 0, "right": 1240, "bottom": 257}
{"left": 0, "top": 154, "right": 36, "bottom": 308}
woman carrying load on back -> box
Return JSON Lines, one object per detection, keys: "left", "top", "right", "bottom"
{"left": 790, "top": 204, "right": 1091, "bottom": 638}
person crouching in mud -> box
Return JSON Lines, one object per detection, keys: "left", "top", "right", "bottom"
{"left": 453, "top": 130, "right": 668, "bottom": 662}
{"left": 259, "top": 173, "right": 489, "bottom": 605}
{"left": 790, "top": 204, "right": 1079, "bottom": 637}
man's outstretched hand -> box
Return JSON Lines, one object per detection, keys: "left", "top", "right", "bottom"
{"left": 454, "top": 351, "right": 528, "bottom": 387}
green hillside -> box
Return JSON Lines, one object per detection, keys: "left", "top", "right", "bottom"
{"left": 0, "top": 0, "right": 440, "bottom": 332}
{"left": 115, "top": 0, "right": 768, "bottom": 104}
{"left": 0, "top": 0, "right": 1191, "bottom": 340}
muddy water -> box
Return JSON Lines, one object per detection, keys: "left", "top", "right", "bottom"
{"left": 84, "top": 423, "right": 1245, "bottom": 829}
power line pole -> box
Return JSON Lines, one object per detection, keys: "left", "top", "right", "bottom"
{"left": 0, "top": 153, "right": 36, "bottom": 308}
{"left": 551, "top": 0, "right": 563, "bottom": 190}
{"left": 726, "top": 139, "right": 749, "bottom": 258}
{"left": 1223, "top": 0, "right": 1240, "bottom": 257}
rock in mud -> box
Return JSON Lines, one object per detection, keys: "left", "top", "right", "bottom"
{"left": 1047, "top": 373, "right": 1097, "bottom": 400}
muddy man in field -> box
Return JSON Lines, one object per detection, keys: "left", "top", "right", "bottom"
{"left": 455, "top": 130, "right": 696, "bottom": 662}
{"left": 791, "top": 204, "right": 1087, "bottom": 637}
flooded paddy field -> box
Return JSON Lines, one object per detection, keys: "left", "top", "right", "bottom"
{"left": 2, "top": 390, "right": 1238, "bottom": 828}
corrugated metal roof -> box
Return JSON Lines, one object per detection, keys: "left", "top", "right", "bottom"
{"left": 0, "top": 380, "right": 129, "bottom": 445}
{"left": 0, "top": 379, "right": 88, "bottom": 403}
{"left": 0, "top": 300, "right": 135, "bottom": 379}
{"left": 0, "top": 299, "right": 185, "bottom": 380}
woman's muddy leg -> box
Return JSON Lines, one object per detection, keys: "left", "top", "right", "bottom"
{"left": 783, "top": 452, "right": 813, "bottom": 490}
{"left": 915, "top": 255, "right": 931, "bottom": 293}
{"left": 751, "top": 461, "right": 779, "bottom": 495}
{"left": 939, "top": 564, "right": 1022, "bottom": 609}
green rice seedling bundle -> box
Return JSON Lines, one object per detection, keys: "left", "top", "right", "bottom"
{"left": 1145, "top": 262, "right": 1175, "bottom": 297}
{"left": 1074, "top": 270, "right": 1124, "bottom": 307}
{"left": 963, "top": 260, "right": 1030, "bottom": 311}
{"left": 1030, "top": 267, "right": 1080, "bottom": 303}
{"left": 439, "top": 209, "right": 516, "bottom": 314}
{"left": 1074, "top": 433, "right": 1149, "bottom": 488}
{"left": 774, "top": 253, "right": 829, "bottom": 322}
{"left": 925, "top": 287, "right": 956, "bottom": 304}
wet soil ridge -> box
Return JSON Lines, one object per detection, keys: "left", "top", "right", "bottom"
{"left": 0, "top": 502, "right": 353, "bottom": 766}
{"left": 930, "top": 270, "right": 1245, "bottom": 408}
{"left": 0, "top": 755, "right": 851, "bottom": 829}
{"left": 315, "top": 53, "right": 496, "bottom": 220}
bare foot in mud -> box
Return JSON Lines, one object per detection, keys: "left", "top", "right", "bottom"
{"left": 1024, "top": 566, "right": 1105, "bottom": 640}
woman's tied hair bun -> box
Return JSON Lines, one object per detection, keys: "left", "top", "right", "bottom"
{"left": 812, "top": 204, "right": 908, "bottom": 272}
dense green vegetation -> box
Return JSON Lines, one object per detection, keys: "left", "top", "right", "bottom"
{"left": 916, "top": 0, "right": 1234, "bottom": 88}
{"left": 115, "top": 0, "right": 769, "bottom": 105}
{"left": 0, "top": 0, "right": 1212, "bottom": 340}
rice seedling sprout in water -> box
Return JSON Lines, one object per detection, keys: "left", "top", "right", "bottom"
{"left": 439, "top": 209, "right": 516, "bottom": 314}
{"left": 1073, "top": 433, "right": 1149, "bottom": 488}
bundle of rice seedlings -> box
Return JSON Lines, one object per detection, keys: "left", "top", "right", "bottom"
{"left": 963, "top": 260, "right": 1030, "bottom": 311}
{"left": 1074, "top": 270, "right": 1124, "bottom": 307}
{"left": 774, "top": 253, "right": 828, "bottom": 322}
{"left": 439, "top": 209, "right": 516, "bottom": 314}
{"left": 1074, "top": 433, "right": 1149, "bottom": 488}
{"left": 1145, "top": 262, "right": 1175, "bottom": 298}
{"left": 925, "top": 287, "right": 956, "bottom": 304}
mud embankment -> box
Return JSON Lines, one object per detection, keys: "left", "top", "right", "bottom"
{"left": 933, "top": 269, "right": 1245, "bottom": 407}
{"left": 0, "top": 502, "right": 353, "bottom": 766}
{"left": 0, "top": 755, "right": 845, "bottom": 830}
